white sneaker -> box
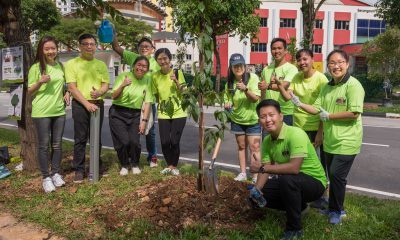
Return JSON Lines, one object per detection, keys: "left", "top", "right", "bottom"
{"left": 51, "top": 173, "right": 65, "bottom": 187}
{"left": 15, "top": 163, "right": 23, "bottom": 171}
{"left": 42, "top": 177, "right": 56, "bottom": 193}
{"left": 171, "top": 169, "right": 180, "bottom": 176}
{"left": 132, "top": 167, "right": 141, "bottom": 175}
{"left": 234, "top": 172, "right": 247, "bottom": 181}
{"left": 160, "top": 168, "right": 171, "bottom": 175}
{"left": 119, "top": 167, "right": 129, "bottom": 176}
{"left": 149, "top": 157, "right": 158, "bottom": 168}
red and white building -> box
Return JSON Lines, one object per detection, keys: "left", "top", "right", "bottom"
{"left": 215, "top": 0, "right": 384, "bottom": 77}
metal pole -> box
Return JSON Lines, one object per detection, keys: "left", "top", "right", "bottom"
{"left": 89, "top": 109, "right": 100, "bottom": 183}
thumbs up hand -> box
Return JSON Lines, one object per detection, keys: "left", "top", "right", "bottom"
{"left": 90, "top": 86, "right": 102, "bottom": 99}
{"left": 122, "top": 75, "right": 132, "bottom": 87}
{"left": 39, "top": 73, "right": 51, "bottom": 84}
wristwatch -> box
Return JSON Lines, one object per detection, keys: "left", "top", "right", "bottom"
{"left": 259, "top": 165, "right": 266, "bottom": 173}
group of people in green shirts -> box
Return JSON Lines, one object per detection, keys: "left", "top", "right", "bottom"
{"left": 28, "top": 32, "right": 364, "bottom": 240}
{"left": 224, "top": 37, "right": 364, "bottom": 239}
{"left": 28, "top": 33, "right": 187, "bottom": 191}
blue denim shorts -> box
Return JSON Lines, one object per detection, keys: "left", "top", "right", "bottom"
{"left": 231, "top": 121, "right": 261, "bottom": 136}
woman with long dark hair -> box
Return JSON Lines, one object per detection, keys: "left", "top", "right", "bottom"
{"left": 28, "top": 36, "right": 69, "bottom": 193}
{"left": 152, "top": 48, "right": 186, "bottom": 176}
{"left": 109, "top": 56, "right": 153, "bottom": 175}
{"left": 224, "top": 53, "right": 261, "bottom": 182}
{"left": 291, "top": 49, "right": 365, "bottom": 224}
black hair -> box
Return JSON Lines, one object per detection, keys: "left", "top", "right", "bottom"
{"left": 154, "top": 48, "right": 172, "bottom": 61}
{"left": 327, "top": 49, "right": 349, "bottom": 63}
{"left": 133, "top": 55, "right": 150, "bottom": 68}
{"left": 137, "top": 37, "right": 154, "bottom": 48}
{"left": 227, "top": 64, "right": 250, "bottom": 94}
{"left": 256, "top": 99, "right": 281, "bottom": 116}
{"left": 34, "top": 36, "right": 59, "bottom": 75}
{"left": 271, "top": 37, "right": 287, "bottom": 50}
{"left": 78, "top": 33, "right": 97, "bottom": 44}
{"left": 295, "top": 49, "right": 314, "bottom": 60}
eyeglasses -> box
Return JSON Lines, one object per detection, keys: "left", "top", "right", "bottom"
{"left": 80, "top": 42, "right": 96, "bottom": 47}
{"left": 328, "top": 61, "right": 346, "bottom": 67}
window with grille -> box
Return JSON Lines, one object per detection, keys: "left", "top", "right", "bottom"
{"left": 335, "top": 21, "right": 349, "bottom": 30}
{"left": 315, "top": 20, "right": 323, "bottom": 29}
{"left": 260, "top": 18, "right": 268, "bottom": 27}
{"left": 251, "top": 43, "right": 267, "bottom": 52}
{"left": 312, "top": 44, "right": 322, "bottom": 53}
{"left": 280, "top": 18, "right": 295, "bottom": 28}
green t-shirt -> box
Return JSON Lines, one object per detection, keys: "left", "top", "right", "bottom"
{"left": 123, "top": 50, "right": 160, "bottom": 76}
{"left": 65, "top": 57, "right": 110, "bottom": 100}
{"left": 289, "top": 71, "right": 328, "bottom": 131}
{"left": 28, "top": 62, "right": 65, "bottom": 118}
{"left": 261, "top": 62, "right": 298, "bottom": 115}
{"left": 152, "top": 69, "right": 187, "bottom": 119}
{"left": 313, "top": 76, "right": 365, "bottom": 155}
{"left": 223, "top": 73, "right": 261, "bottom": 125}
{"left": 262, "top": 124, "right": 327, "bottom": 187}
{"left": 112, "top": 72, "right": 154, "bottom": 109}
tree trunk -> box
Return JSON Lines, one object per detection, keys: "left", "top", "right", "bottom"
{"left": 1, "top": 0, "right": 38, "bottom": 172}
{"left": 212, "top": 34, "right": 221, "bottom": 92}
{"left": 197, "top": 93, "right": 205, "bottom": 192}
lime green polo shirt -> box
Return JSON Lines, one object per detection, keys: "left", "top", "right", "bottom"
{"left": 123, "top": 50, "right": 160, "bottom": 75}
{"left": 28, "top": 63, "right": 66, "bottom": 118}
{"left": 261, "top": 124, "right": 327, "bottom": 187}
{"left": 65, "top": 57, "right": 110, "bottom": 100}
{"left": 223, "top": 73, "right": 261, "bottom": 125}
{"left": 261, "top": 62, "right": 298, "bottom": 115}
{"left": 313, "top": 76, "right": 365, "bottom": 155}
{"left": 152, "top": 69, "right": 187, "bottom": 119}
{"left": 289, "top": 71, "right": 328, "bottom": 131}
{"left": 112, "top": 72, "right": 154, "bottom": 109}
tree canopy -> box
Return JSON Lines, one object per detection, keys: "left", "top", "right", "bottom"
{"left": 375, "top": 0, "right": 400, "bottom": 27}
{"left": 21, "top": 0, "right": 61, "bottom": 35}
{"left": 300, "top": 0, "right": 326, "bottom": 49}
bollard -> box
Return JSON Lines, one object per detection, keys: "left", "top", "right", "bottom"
{"left": 89, "top": 109, "right": 100, "bottom": 183}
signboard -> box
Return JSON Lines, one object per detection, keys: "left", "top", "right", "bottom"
{"left": 2, "top": 46, "right": 24, "bottom": 83}
{"left": 8, "top": 84, "right": 23, "bottom": 120}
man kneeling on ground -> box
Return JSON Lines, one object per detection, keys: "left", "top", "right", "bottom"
{"left": 249, "top": 99, "right": 327, "bottom": 240}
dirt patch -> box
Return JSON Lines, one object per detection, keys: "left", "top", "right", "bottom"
{"left": 94, "top": 176, "right": 265, "bottom": 232}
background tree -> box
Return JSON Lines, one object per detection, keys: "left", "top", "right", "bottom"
{"left": 175, "top": 45, "right": 187, "bottom": 69}
{"left": 363, "top": 27, "right": 400, "bottom": 105}
{"left": 110, "top": 17, "right": 153, "bottom": 51}
{"left": 375, "top": 0, "right": 400, "bottom": 27}
{"left": 0, "top": 32, "right": 6, "bottom": 48}
{"left": 21, "top": 0, "right": 61, "bottom": 35}
{"left": 46, "top": 18, "right": 96, "bottom": 50}
{"left": 300, "top": 0, "right": 326, "bottom": 49}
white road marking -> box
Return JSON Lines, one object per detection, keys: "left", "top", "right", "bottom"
{"left": 363, "top": 124, "right": 400, "bottom": 129}
{"left": 362, "top": 142, "right": 390, "bottom": 147}
{"left": 1, "top": 122, "right": 399, "bottom": 198}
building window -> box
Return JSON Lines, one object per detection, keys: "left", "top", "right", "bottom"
{"left": 185, "top": 64, "right": 192, "bottom": 74}
{"left": 315, "top": 19, "right": 323, "bottom": 29}
{"left": 357, "top": 19, "right": 386, "bottom": 43}
{"left": 63, "top": 8, "right": 67, "bottom": 11}
{"left": 260, "top": 18, "right": 268, "bottom": 27}
{"left": 172, "top": 54, "right": 176, "bottom": 60}
{"left": 335, "top": 20, "right": 349, "bottom": 30}
{"left": 312, "top": 44, "right": 322, "bottom": 53}
{"left": 280, "top": 18, "right": 295, "bottom": 28}
{"left": 251, "top": 43, "right": 267, "bottom": 52}
{"left": 186, "top": 54, "right": 192, "bottom": 60}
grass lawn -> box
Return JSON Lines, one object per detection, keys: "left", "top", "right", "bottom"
{"left": 364, "top": 104, "right": 400, "bottom": 114}
{"left": 0, "top": 127, "right": 399, "bottom": 240}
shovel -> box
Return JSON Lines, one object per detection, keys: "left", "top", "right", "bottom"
{"left": 204, "top": 138, "right": 222, "bottom": 195}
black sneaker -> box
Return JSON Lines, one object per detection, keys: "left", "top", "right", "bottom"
{"left": 99, "top": 167, "right": 109, "bottom": 177}
{"left": 73, "top": 171, "right": 84, "bottom": 183}
{"left": 280, "top": 230, "right": 304, "bottom": 240}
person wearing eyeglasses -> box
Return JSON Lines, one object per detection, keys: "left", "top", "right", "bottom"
{"left": 112, "top": 34, "right": 160, "bottom": 168}
{"left": 258, "top": 38, "right": 298, "bottom": 127}
{"left": 290, "top": 49, "right": 365, "bottom": 225}
{"left": 65, "top": 34, "right": 110, "bottom": 183}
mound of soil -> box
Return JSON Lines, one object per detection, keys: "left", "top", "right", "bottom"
{"left": 95, "top": 176, "right": 266, "bottom": 232}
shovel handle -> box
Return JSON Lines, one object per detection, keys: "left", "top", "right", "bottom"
{"left": 211, "top": 138, "right": 222, "bottom": 160}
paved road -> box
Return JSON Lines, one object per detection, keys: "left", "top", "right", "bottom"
{"left": 1, "top": 93, "right": 399, "bottom": 197}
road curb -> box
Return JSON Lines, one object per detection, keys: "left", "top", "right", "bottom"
{"left": 364, "top": 112, "right": 400, "bottom": 118}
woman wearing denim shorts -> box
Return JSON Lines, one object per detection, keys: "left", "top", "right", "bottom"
{"left": 224, "top": 53, "right": 261, "bottom": 182}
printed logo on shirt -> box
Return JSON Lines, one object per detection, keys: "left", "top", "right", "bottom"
{"left": 336, "top": 97, "right": 346, "bottom": 105}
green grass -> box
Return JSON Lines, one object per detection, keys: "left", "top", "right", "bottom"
{"left": 0, "top": 127, "right": 399, "bottom": 240}
{"left": 364, "top": 104, "right": 400, "bottom": 114}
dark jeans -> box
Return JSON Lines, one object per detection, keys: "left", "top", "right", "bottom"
{"left": 261, "top": 173, "right": 325, "bottom": 231}
{"left": 146, "top": 104, "right": 157, "bottom": 161}
{"left": 325, "top": 152, "right": 356, "bottom": 212}
{"left": 158, "top": 117, "right": 186, "bottom": 167}
{"left": 109, "top": 105, "right": 141, "bottom": 168}
{"left": 262, "top": 114, "right": 293, "bottom": 139}
{"left": 71, "top": 99, "right": 104, "bottom": 173}
{"left": 33, "top": 116, "right": 66, "bottom": 178}
{"left": 305, "top": 130, "right": 327, "bottom": 175}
